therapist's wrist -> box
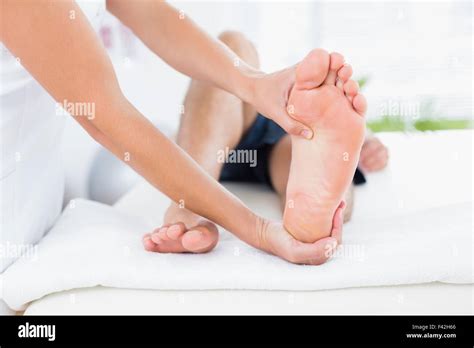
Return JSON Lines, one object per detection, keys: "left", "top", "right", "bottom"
{"left": 243, "top": 211, "right": 272, "bottom": 253}
{"left": 228, "top": 206, "right": 268, "bottom": 252}
{"left": 232, "top": 64, "right": 263, "bottom": 106}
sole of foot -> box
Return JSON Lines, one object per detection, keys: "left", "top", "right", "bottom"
{"left": 283, "top": 49, "right": 367, "bottom": 243}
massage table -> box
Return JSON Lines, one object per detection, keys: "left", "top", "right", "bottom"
{"left": 17, "top": 130, "right": 472, "bottom": 315}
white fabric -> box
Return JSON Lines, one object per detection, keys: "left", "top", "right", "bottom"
{"left": 0, "top": 1, "right": 105, "bottom": 272}
{"left": 1, "top": 196, "right": 472, "bottom": 311}
{"left": 24, "top": 283, "right": 474, "bottom": 315}
{"left": 0, "top": 80, "right": 65, "bottom": 272}
{"left": 1, "top": 131, "right": 473, "bottom": 311}
{"left": 1, "top": 130, "right": 472, "bottom": 311}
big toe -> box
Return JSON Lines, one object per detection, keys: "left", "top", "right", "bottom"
{"left": 182, "top": 221, "right": 219, "bottom": 253}
{"left": 294, "top": 48, "right": 330, "bottom": 90}
{"left": 323, "top": 52, "right": 345, "bottom": 86}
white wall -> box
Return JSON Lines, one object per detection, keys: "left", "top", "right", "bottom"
{"left": 61, "top": 0, "right": 473, "bottom": 203}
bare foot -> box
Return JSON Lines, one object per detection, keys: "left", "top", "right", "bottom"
{"left": 359, "top": 135, "right": 389, "bottom": 172}
{"left": 283, "top": 49, "right": 367, "bottom": 243}
{"left": 143, "top": 203, "right": 219, "bottom": 253}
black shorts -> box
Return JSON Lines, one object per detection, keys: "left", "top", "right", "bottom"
{"left": 219, "top": 114, "right": 366, "bottom": 189}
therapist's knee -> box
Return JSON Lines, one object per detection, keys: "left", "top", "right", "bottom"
{"left": 218, "top": 30, "right": 260, "bottom": 69}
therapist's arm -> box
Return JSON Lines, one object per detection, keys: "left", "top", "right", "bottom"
{"left": 0, "top": 0, "right": 338, "bottom": 264}
{"left": 106, "top": 0, "right": 313, "bottom": 139}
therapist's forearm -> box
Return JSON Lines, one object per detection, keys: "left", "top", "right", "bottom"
{"left": 106, "top": 0, "right": 260, "bottom": 104}
{"left": 68, "top": 93, "right": 261, "bottom": 247}
{"left": 93, "top": 97, "right": 262, "bottom": 248}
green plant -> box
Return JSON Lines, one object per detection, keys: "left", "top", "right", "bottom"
{"left": 367, "top": 116, "right": 407, "bottom": 132}
{"left": 414, "top": 118, "right": 473, "bottom": 131}
{"left": 356, "top": 76, "right": 472, "bottom": 132}
{"left": 357, "top": 76, "right": 369, "bottom": 90}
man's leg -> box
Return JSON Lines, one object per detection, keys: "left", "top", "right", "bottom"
{"left": 143, "top": 31, "right": 260, "bottom": 253}
{"left": 268, "top": 134, "right": 355, "bottom": 223}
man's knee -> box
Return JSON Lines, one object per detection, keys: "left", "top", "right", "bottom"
{"left": 218, "top": 30, "right": 259, "bottom": 68}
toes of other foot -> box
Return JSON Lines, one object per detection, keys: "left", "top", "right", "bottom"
{"left": 166, "top": 222, "right": 187, "bottom": 240}
{"left": 156, "top": 226, "right": 171, "bottom": 242}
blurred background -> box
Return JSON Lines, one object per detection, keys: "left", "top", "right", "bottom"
{"left": 101, "top": 0, "right": 472, "bottom": 129}
{"left": 62, "top": 0, "right": 473, "bottom": 204}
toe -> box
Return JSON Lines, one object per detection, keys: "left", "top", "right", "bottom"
{"left": 150, "top": 229, "right": 164, "bottom": 244}
{"left": 352, "top": 94, "right": 367, "bottom": 116}
{"left": 166, "top": 222, "right": 186, "bottom": 240}
{"left": 181, "top": 221, "right": 219, "bottom": 253}
{"left": 337, "top": 64, "right": 353, "bottom": 82}
{"left": 143, "top": 234, "right": 161, "bottom": 252}
{"left": 295, "top": 48, "right": 330, "bottom": 90}
{"left": 323, "top": 52, "right": 345, "bottom": 85}
{"left": 157, "top": 226, "right": 171, "bottom": 241}
{"left": 343, "top": 79, "right": 359, "bottom": 97}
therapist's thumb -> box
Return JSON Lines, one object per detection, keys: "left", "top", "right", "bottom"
{"left": 280, "top": 108, "right": 313, "bottom": 139}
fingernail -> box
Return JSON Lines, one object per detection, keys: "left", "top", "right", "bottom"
{"left": 301, "top": 129, "right": 313, "bottom": 139}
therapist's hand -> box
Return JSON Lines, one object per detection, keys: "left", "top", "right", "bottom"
{"left": 107, "top": 1, "right": 312, "bottom": 139}
{"left": 257, "top": 201, "right": 345, "bottom": 265}
{"left": 249, "top": 67, "right": 314, "bottom": 140}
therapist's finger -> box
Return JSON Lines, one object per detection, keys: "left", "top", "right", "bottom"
{"left": 290, "top": 237, "right": 338, "bottom": 265}
{"left": 331, "top": 201, "right": 345, "bottom": 244}
{"left": 277, "top": 107, "right": 314, "bottom": 140}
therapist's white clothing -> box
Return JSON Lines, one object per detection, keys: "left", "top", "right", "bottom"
{"left": 0, "top": 1, "right": 105, "bottom": 273}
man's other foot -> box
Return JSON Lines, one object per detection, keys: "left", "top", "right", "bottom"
{"left": 143, "top": 204, "right": 219, "bottom": 253}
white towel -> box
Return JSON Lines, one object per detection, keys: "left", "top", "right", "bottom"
{"left": 1, "top": 130, "right": 473, "bottom": 310}
{"left": 1, "top": 197, "right": 472, "bottom": 311}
